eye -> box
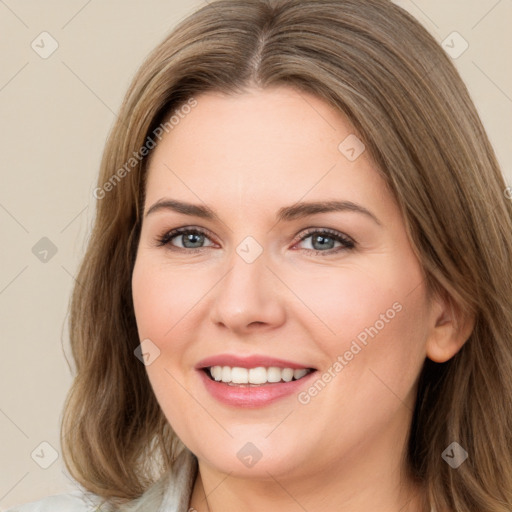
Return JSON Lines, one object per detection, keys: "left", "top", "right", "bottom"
{"left": 156, "top": 227, "right": 216, "bottom": 251}
{"left": 155, "top": 226, "right": 355, "bottom": 255}
{"left": 294, "top": 228, "right": 355, "bottom": 255}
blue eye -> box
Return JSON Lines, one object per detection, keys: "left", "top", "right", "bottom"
{"left": 156, "top": 227, "right": 355, "bottom": 255}
{"left": 295, "top": 228, "right": 355, "bottom": 254}
{"left": 157, "top": 228, "right": 215, "bottom": 250}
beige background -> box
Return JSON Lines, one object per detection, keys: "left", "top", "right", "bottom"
{"left": 0, "top": 0, "right": 511, "bottom": 508}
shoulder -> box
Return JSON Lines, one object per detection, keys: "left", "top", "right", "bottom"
{"left": 4, "top": 491, "right": 108, "bottom": 512}
{"left": 6, "top": 447, "right": 197, "bottom": 512}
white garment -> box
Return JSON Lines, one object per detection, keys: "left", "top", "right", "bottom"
{"left": 5, "top": 448, "right": 198, "bottom": 512}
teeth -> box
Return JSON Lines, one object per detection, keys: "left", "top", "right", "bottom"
{"left": 211, "top": 366, "right": 222, "bottom": 381}
{"left": 282, "top": 368, "right": 294, "bottom": 382}
{"left": 267, "top": 367, "right": 282, "bottom": 383}
{"left": 221, "top": 366, "right": 231, "bottom": 383}
{"left": 249, "top": 367, "right": 267, "bottom": 384}
{"left": 231, "top": 367, "right": 248, "bottom": 384}
{"left": 293, "top": 369, "right": 308, "bottom": 380}
{"left": 208, "top": 365, "right": 312, "bottom": 385}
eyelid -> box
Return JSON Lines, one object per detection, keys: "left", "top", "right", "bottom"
{"left": 294, "top": 227, "right": 355, "bottom": 245}
{"left": 155, "top": 226, "right": 218, "bottom": 249}
{"left": 291, "top": 227, "right": 355, "bottom": 254}
{"left": 156, "top": 225, "right": 356, "bottom": 253}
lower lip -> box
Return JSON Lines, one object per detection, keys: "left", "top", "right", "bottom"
{"left": 198, "top": 369, "right": 317, "bottom": 408}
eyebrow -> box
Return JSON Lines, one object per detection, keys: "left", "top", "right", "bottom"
{"left": 145, "top": 198, "right": 381, "bottom": 226}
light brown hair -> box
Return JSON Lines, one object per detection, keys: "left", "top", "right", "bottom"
{"left": 61, "top": 0, "right": 512, "bottom": 510}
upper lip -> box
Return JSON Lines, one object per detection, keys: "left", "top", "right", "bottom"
{"left": 195, "top": 354, "right": 315, "bottom": 370}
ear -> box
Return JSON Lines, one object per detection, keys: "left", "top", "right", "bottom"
{"left": 426, "top": 290, "right": 476, "bottom": 363}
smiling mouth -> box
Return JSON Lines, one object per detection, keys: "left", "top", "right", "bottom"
{"left": 204, "top": 366, "right": 316, "bottom": 386}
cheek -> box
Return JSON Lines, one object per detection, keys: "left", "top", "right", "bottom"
{"left": 132, "top": 258, "right": 204, "bottom": 433}
{"left": 323, "top": 262, "right": 428, "bottom": 400}
{"left": 288, "top": 263, "right": 429, "bottom": 438}
{"left": 131, "top": 257, "right": 205, "bottom": 340}
{"left": 288, "top": 259, "right": 426, "bottom": 344}
{"left": 285, "top": 257, "right": 430, "bottom": 400}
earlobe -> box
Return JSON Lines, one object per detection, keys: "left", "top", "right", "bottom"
{"left": 425, "top": 293, "right": 476, "bottom": 363}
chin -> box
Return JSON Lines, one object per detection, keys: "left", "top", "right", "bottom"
{"left": 186, "top": 431, "right": 311, "bottom": 479}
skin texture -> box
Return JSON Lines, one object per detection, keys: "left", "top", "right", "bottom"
{"left": 131, "top": 86, "right": 470, "bottom": 512}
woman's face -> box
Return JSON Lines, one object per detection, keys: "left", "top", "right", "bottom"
{"left": 132, "top": 86, "right": 438, "bottom": 482}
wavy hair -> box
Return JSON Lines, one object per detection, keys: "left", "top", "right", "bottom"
{"left": 61, "top": 0, "right": 512, "bottom": 510}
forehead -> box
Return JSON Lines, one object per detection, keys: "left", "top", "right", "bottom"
{"left": 144, "top": 86, "right": 393, "bottom": 222}
{"left": 151, "top": 86, "right": 354, "bottom": 167}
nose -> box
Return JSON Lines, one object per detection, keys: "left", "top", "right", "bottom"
{"left": 209, "top": 246, "right": 287, "bottom": 335}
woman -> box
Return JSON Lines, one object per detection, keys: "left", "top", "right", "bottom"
{"left": 8, "top": 0, "right": 512, "bottom": 511}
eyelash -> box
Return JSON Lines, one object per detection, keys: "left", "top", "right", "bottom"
{"left": 155, "top": 226, "right": 355, "bottom": 256}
